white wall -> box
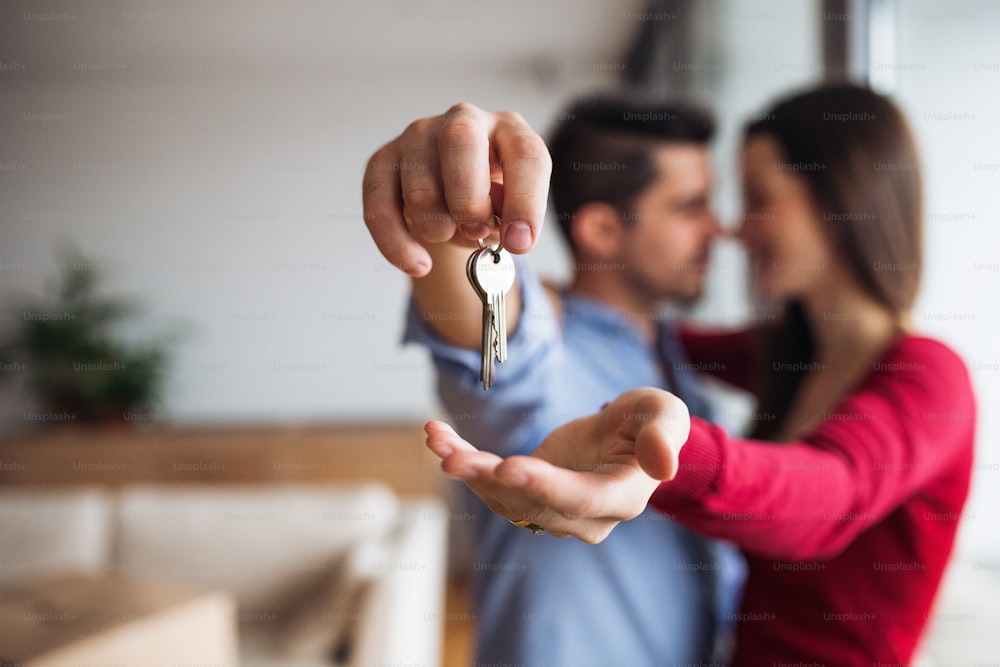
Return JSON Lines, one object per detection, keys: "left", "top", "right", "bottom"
{"left": 891, "top": 0, "right": 1000, "bottom": 565}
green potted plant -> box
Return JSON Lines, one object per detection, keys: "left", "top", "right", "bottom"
{"left": 0, "top": 246, "right": 174, "bottom": 426}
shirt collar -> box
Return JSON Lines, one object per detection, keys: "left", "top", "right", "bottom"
{"left": 561, "top": 290, "right": 659, "bottom": 342}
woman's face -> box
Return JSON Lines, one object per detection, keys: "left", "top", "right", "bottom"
{"left": 737, "top": 134, "right": 837, "bottom": 301}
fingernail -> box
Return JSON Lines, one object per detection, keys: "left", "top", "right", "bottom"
{"left": 503, "top": 221, "right": 532, "bottom": 251}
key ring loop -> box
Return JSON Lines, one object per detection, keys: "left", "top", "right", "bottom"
{"left": 475, "top": 214, "right": 504, "bottom": 260}
{"left": 493, "top": 214, "right": 504, "bottom": 255}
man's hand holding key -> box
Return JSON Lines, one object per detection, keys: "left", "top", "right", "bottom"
{"left": 362, "top": 103, "right": 552, "bottom": 359}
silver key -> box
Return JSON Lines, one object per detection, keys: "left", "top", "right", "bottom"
{"left": 480, "top": 293, "right": 496, "bottom": 388}
{"left": 469, "top": 244, "right": 515, "bottom": 390}
{"left": 467, "top": 245, "right": 496, "bottom": 388}
{"left": 480, "top": 247, "right": 515, "bottom": 363}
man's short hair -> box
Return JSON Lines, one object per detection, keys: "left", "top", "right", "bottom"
{"left": 547, "top": 93, "right": 715, "bottom": 254}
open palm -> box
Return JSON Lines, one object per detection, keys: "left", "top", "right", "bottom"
{"left": 425, "top": 387, "right": 691, "bottom": 543}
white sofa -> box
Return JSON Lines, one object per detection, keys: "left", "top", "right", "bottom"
{"left": 0, "top": 483, "right": 448, "bottom": 667}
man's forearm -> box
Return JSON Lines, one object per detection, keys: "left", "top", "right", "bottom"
{"left": 411, "top": 241, "right": 522, "bottom": 350}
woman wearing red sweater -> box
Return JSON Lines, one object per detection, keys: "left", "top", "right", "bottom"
{"left": 425, "top": 84, "right": 976, "bottom": 665}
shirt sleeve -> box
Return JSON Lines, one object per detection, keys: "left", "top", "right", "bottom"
{"left": 651, "top": 338, "right": 975, "bottom": 560}
{"left": 402, "top": 256, "right": 564, "bottom": 457}
{"left": 679, "top": 327, "right": 759, "bottom": 393}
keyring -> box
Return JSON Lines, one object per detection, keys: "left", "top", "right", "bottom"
{"left": 476, "top": 215, "right": 504, "bottom": 260}
{"left": 494, "top": 215, "right": 505, "bottom": 254}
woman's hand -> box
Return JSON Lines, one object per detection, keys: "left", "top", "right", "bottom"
{"left": 425, "top": 388, "right": 691, "bottom": 543}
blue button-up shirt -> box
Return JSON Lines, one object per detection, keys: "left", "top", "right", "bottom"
{"left": 405, "top": 258, "right": 742, "bottom": 667}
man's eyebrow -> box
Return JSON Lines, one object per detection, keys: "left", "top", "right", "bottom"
{"left": 672, "top": 192, "right": 709, "bottom": 208}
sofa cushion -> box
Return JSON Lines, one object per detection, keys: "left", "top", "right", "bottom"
{"left": 113, "top": 483, "right": 399, "bottom": 618}
{"left": 0, "top": 488, "right": 112, "bottom": 591}
{"left": 270, "top": 536, "right": 388, "bottom": 661}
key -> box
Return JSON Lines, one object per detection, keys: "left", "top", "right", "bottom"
{"left": 480, "top": 292, "right": 495, "bottom": 387}
{"left": 483, "top": 247, "right": 515, "bottom": 363}
{"left": 466, "top": 245, "right": 495, "bottom": 388}
{"left": 469, "top": 243, "right": 515, "bottom": 390}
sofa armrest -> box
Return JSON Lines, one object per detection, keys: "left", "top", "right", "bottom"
{"left": 0, "top": 488, "right": 112, "bottom": 591}
{"left": 348, "top": 497, "right": 448, "bottom": 667}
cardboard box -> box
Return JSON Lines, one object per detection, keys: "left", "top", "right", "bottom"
{"left": 0, "top": 572, "right": 238, "bottom": 667}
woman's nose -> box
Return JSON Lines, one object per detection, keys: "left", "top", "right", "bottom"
{"left": 729, "top": 219, "right": 751, "bottom": 245}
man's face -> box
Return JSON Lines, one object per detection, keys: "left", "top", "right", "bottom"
{"left": 618, "top": 144, "right": 720, "bottom": 303}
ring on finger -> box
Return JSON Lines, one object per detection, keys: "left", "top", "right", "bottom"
{"left": 509, "top": 518, "right": 545, "bottom": 535}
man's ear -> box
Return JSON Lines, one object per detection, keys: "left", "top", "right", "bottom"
{"left": 570, "top": 203, "right": 625, "bottom": 259}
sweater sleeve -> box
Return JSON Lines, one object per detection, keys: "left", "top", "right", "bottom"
{"left": 651, "top": 337, "right": 975, "bottom": 560}
{"left": 679, "top": 326, "right": 758, "bottom": 393}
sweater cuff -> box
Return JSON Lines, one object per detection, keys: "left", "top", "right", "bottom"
{"left": 653, "top": 417, "right": 724, "bottom": 507}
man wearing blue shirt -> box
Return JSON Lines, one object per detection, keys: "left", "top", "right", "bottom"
{"left": 365, "top": 94, "right": 743, "bottom": 666}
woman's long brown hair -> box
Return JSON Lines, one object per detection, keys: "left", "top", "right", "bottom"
{"left": 746, "top": 83, "right": 924, "bottom": 440}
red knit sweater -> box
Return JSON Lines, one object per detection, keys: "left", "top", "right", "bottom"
{"left": 653, "top": 331, "right": 975, "bottom": 665}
